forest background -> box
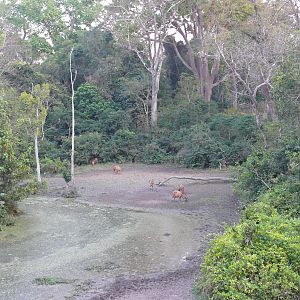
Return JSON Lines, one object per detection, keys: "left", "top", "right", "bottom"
{"left": 0, "top": 0, "right": 299, "bottom": 299}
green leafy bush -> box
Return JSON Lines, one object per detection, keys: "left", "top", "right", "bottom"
{"left": 196, "top": 202, "right": 300, "bottom": 300}
{"left": 0, "top": 206, "right": 15, "bottom": 229}
{"left": 39, "top": 140, "right": 62, "bottom": 160}
{"left": 103, "top": 129, "right": 138, "bottom": 163}
{"left": 259, "top": 179, "right": 300, "bottom": 218}
{"left": 100, "top": 108, "right": 131, "bottom": 136}
{"left": 158, "top": 127, "right": 189, "bottom": 156}
{"left": 209, "top": 113, "right": 257, "bottom": 144}
{"left": 75, "top": 83, "right": 111, "bottom": 119}
{"left": 62, "top": 169, "right": 71, "bottom": 184}
{"left": 0, "top": 104, "right": 33, "bottom": 227}
{"left": 75, "top": 132, "right": 105, "bottom": 165}
{"left": 234, "top": 139, "right": 300, "bottom": 202}
{"left": 209, "top": 113, "right": 258, "bottom": 165}
{"left": 41, "top": 157, "right": 68, "bottom": 174}
{"left": 74, "top": 84, "right": 115, "bottom": 135}
{"left": 177, "top": 123, "right": 223, "bottom": 168}
{"left": 139, "top": 142, "right": 169, "bottom": 164}
{"left": 61, "top": 132, "right": 104, "bottom": 165}
{"left": 287, "top": 150, "right": 300, "bottom": 179}
{"left": 158, "top": 100, "right": 215, "bottom": 131}
{"left": 202, "top": 136, "right": 300, "bottom": 300}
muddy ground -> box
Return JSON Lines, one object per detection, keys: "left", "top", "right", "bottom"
{"left": 0, "top": 164, "right": 239, "bottom": 300}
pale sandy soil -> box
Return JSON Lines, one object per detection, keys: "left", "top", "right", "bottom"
{"left": 0, "top": 164, "right": 239, "bottom": 300}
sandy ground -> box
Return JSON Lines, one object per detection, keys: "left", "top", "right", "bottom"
{"left": 0, "top": 164, "right": 239, "bottom": 300}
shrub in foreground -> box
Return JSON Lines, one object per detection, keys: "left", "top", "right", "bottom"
{"left": 234, "top": 138, "right": 300, "bottom": 202}
{"left": 0, "top": 206, "right": 15, "bottom": 230}
{"left": 259, "top": 179, "right": 300, "bottom": 218}
{"left": 196, "top": 202, "right": 300, "bottom": 300}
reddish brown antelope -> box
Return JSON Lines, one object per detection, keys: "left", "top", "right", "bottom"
{"left": 172, "top": 190, "right": 188, "bottom": 201}
{"left": 91, "top": 158, "right": 98, "bottom": 166}
{"left": 113, "top": 165, "right": 121, "bottom": 174}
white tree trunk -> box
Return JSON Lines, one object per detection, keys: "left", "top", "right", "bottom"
{"left": 34, "top": 102, "right": 42, "bottom": 183}
{"left": 231, "top": 74, "right": 238, "bottom": 109}
{"left": 151, "top": 74, "right": 159, "bottom": 127}
{"left": 71, "top": 92, "right": 75, "bottom": 185}
{"left": 34, "top": 132, "right": 41, "bottom": 183}
{"left": 150, "top": 56, "right": 163, "bottom": 128}
{"left": 69, "top": 48, "right": 77, "bottom": 186}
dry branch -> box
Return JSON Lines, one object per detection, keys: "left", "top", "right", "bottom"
{"left": 157, "top": 176, "right": 236, "bottom": 186}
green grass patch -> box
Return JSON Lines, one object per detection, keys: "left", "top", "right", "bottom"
{"left": 34, "top": 277, "right": 76, "bottom": 285}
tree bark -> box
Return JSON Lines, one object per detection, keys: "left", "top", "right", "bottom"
{"left": 33, "top": 94, "right": 42, "bottom": 183}
{"left": 231, "top": 73, "right": 238, "bottom": 109}
{"left": 262, "top": 85, "right": 278, "bottom": 121}
{"left": 69, "top": 48, "right": 77, "bottom": 186}
{"left": 151, "top": 71, "right": 160, "bottom": 127}
{"left": 171, "top": 5, "right": 222, "bottom": 103}
{"left": 71, "top": 89, "right": 75, "bottom": 185}
{"left": 251, "top": 95, "right": 268, "bottom": 148}
{"left": 173, "top": 42, "right": 221, "bottom": 103}
{"left": 34, "top": 132, "right": 41, "bottom": 183}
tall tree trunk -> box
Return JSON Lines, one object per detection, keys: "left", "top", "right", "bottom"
{"left": 171, "top": 10, "right": 222, "bottom": 104}
{"left": 184, "top": 53, "right": 219, "bottom": 103}
{"left": 144, "top": 97, "right": 150, "bottom": 131}
{"left": 151, "top": 75, "right": 159, "bottom": 127}
{"left": 34, "top": 132, "right": 41, "bottom": 183}
{"left": 231, "top": 74, "right": 238, "bottom": 109}
{"left": 145, "top": 112, "right": 149, "bottom": 131}
{"left": 69, "top": 48, "right": 77, "bottom": 186}
{"left": 205, "top": 78, "right": 213, "bottom": 103}
{"left": 252, "top": 96, "right": 268, "bottom": 148}
{"left": 150, "top": 58, "right": 162, "bottom": 127}
{"left": 71, "top": 89, "right": 75, "bottom": 185}
{"left": 262, "top": 85, "right": 278, "bottom": 121}
{"left": 34, "top": 101, "right": 42, "bottom": 183}
{"left": 140, "top": 92, "right": 150, "bottom": 131}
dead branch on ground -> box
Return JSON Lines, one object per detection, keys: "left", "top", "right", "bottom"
{"left": 157, "top": 176, "right": 236, "bottom": 186}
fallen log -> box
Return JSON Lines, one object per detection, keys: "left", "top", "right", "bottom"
{"left": 157, "top": 176, "right": 236, "bottom": 186}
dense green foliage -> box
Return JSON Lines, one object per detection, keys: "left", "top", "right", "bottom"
{"left": 197, "top": 136, "right": 300, "bottom": 299}
{"left": 0, "top": 98, "right": 34, "bottom": 228}
{"left": 1, "top": 1, "right": 300, "bottom": 298}
{"left": 234, "top": 138, "right": 300, "bottom": 202}
{"left": 40, "top": 157, "right": 67, "bottom": 175}
{"left": 260, "top": 180, "right": 300, "bottom": 219}
{"left": 197, "top": 202, "right": 300, "bottom": 300}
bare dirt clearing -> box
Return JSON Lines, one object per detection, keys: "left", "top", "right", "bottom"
{"left": 0, "top": 164, "right": 239, "bottom": 300}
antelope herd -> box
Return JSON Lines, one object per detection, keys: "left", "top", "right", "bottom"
{"left": 91, "top": 163, "right": 188, "bottom": 202}
{"left": 149, "top": 179, "right": 188, "bottom": 201}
